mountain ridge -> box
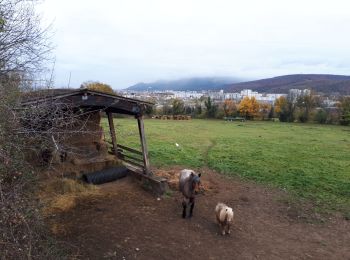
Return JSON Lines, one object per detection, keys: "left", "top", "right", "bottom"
{"left": 126, "top": 77, "right": 242, "bottom": 91}
{"left": 127, "top": 74, "right": 350, "bottom": 95}
{"left": 224, "top": 74, "right": 350, "bottom": 95}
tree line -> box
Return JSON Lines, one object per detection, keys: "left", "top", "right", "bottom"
{"left": 147, "top": 94, "right": 350, "bottom": 126}
{"left": 75, "top": 80, "right": 350, "bottom": 126}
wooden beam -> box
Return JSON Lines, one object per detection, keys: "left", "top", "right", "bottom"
{"left": 137, "top": 116, "right": 151, "bottom": 175}
{"left": 107, "top": 112, "right": 118, "bottom": 157}
{"left": 69, "top": 95, "right": 141, "bottom": 115}
{"left": 121, "top": 158, "right": 145, "bottom": 169}
{"left": 117, "top": 144, "right": 143, "bottom": 156}
{"left": 118, "top": 152, "right": 144, "bottom": 164}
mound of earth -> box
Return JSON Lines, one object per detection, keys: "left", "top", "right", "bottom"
{"left": 154, "top": 167, "right": 217, "bottom": 192}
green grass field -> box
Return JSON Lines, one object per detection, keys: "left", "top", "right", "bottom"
{"left": 102, "top": 118, "right": 350, "bottom": 217}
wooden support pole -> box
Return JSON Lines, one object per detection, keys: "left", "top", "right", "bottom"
{"left": 107, "top": 112, "right": 118, "bottom": 157}
{"left": 137, "top": 115, "right": 151, "bottom": 175}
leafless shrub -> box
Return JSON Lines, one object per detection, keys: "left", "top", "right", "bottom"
{"left": 0, "top": 0, "right": 80, "bottom": 258}
{"left": 1, "top": 86, "right": 99, "bottom": 258}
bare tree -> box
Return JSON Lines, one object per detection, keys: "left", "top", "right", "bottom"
{"left": 0, "top": 1, "right": 73, "bottom": 258}
{"left": 0, "top": 0, "right": 51, "bottom": 77}
{"left": 0, "top": 0, "right": 53, "bottom": 172}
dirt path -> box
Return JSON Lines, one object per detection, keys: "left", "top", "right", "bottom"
{"left": 203, "top": 139, "right": 216, "bottom": 168}
{"left": 55, "top": 167, "right": 350, "bottom": 259}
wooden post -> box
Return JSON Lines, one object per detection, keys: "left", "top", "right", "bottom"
{"left": 107, "top": 112, "right": 118, "bottom": 157}
{"left": 137, "top": 115, "right": 151, "bottom": 175}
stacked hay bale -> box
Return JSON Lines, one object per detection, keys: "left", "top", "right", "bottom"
{"left": 31, "top": 111, "right": 119, "bottom": 177}
{"left": 155, "top": 115, "right": 192, "bottom": 120}
{"left": 61, "top": 112, "right": 119, "bottom": 177}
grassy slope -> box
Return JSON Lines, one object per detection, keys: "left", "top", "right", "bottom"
{"left": 102, "top": 118, "right": 350, "bottom": 216}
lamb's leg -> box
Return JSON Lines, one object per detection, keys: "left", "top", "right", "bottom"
{"left": 221, "top": 224, "right": 225, "bottom": 235}
{"left": 216, "top": 215, "right": 220, "bottom": 225}
{"left": 226, "top": 223, "right": 231, "bottom": 234}
{"left": 189, "top": 199, "right": 195, "bottom": 218}
{"left": 182, "top": 201, "right": 187, "bottom": 218}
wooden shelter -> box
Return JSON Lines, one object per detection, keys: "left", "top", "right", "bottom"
{"left": 21, "top": 88, "right": 167, "bottom": 193}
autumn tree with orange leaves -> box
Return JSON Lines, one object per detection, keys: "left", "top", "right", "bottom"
{"left": 81, "top": 81, "right": 115, "bottom": 94}
{"left": 239, "top": 97, "right": 260, "bottom": 119}
{"left": 223, "top": 99, "right": 237, "bottom": 117}
{"left": 260, "top": 103, "right": 272, "bottom": 120}
{"left": 274, "top": 96, "right": 293, "bottom": 122}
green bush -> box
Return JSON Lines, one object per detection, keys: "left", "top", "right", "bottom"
{"left": 315, "top": 109, "right": 327, "bottom": 124}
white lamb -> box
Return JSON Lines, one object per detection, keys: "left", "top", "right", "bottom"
{"left": 215, "top": 202, "right": 234, "bottom": 235}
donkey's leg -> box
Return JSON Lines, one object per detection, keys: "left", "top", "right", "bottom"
{"left": 226, "top": 223, "right": 231, "bottom": 234}
{"left": 182, "top": 200, "right": 187, "bottom": 218}
{"left": 189, "top": 198, "right": 195, "bottom": 218}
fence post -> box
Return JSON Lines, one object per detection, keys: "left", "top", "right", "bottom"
{"left": 107, "top": 112, "right": 118, "bottom": 157}
{"left": 137, "top": 115, "right": 151, "bottom": 175}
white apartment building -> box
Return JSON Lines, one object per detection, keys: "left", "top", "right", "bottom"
{"left": 238, "top": 89, "right": 287, "bottom": 104}
{"left": 288, "top": 89, "right": 311, "bottom": 102}
{"left": 173, "top": 91, "right": 204, "bottom": 99}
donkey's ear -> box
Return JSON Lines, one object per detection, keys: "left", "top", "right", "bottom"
{"left": 198, "top": 173, "right": 201, "bottom": 177}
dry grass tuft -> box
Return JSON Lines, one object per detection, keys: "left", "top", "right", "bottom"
{"left": 39, "top": 178, "right": 103, "bottom": 216}
{"left": 50, "top": 223, "right": 68, "bottom": 235}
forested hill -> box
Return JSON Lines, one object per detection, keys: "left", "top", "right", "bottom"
{"left": 127, "top": 77, "right": 241, "bottom": 91}
{"left": 224, "top": 74, "right": 350, "bottom": 95}
{"left": 127, "top": 74, "right": 350, "bottom": 95}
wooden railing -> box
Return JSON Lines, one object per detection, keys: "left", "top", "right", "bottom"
{"left": 105, "top": 114, "right": 150, "bottom": 175}
{"left": 107, "top": 141, "right": 145, "bottom": 170}
{"left": 117, "top": 144, "right": 144, "bottom": 168}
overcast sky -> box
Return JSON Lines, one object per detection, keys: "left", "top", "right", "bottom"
{"left": 39, "top": 0, "right": 350, "bottom": 89}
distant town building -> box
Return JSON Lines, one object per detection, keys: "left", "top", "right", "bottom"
{"left": 121, "top": 88, "right": 315, "bottom": 106}
{"left": 288, "top": 89, "right": 311, "bottom": 102}
{"left": 173, "top": 91, "right": 203, "bottom": 99}
{"left": 322, "top": 97, "right": 338, "bottom": 108}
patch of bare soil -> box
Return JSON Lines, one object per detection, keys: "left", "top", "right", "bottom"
{"left": 53, "top": 167, "right": 350, "bottom": 260}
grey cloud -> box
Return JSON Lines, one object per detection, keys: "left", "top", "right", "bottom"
{"left": 39, "top": 0, "right": 350, "bottom": 88}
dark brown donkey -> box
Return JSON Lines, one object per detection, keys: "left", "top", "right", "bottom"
{"left": 179, "top": 169, "right": 201, "bottom": 218}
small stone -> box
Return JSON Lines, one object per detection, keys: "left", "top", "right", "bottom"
{"left": 135, "top": 248, "right": 140, "bottom": 251}
{"left": 157, "top": 198, "right": 161, "bottom": 201}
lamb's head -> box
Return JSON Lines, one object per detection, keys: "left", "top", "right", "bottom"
{"left": 225, "top": 207, "right": 234, "bottom": 222}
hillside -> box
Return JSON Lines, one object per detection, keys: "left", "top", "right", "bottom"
{"left": 127, "top": 77, "right": 240, "bottom": 91}
{"left": 127, "top": 74, "right": 350, "bottom": 95}
{"left": 224, "top": 74, "right": 350, "bottom": 95}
